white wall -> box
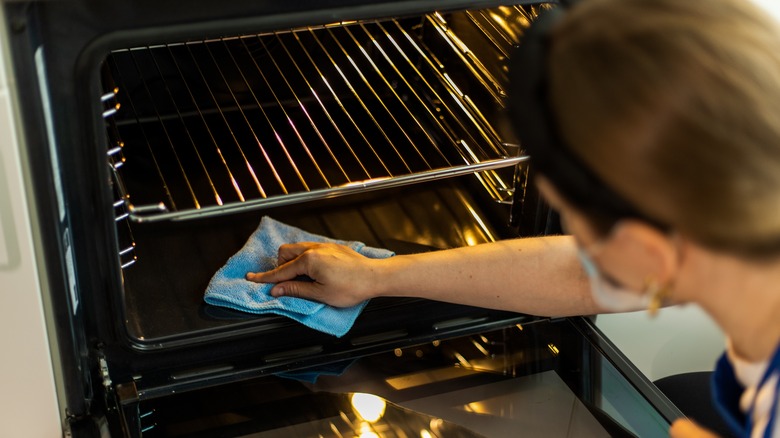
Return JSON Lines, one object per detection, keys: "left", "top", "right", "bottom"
{"left": 0, "top": 15, "right": 62, "bottom": 438}
{"left": 752, "top": 0, "right": 780, "bottom": 21}
{"left": 596, "top": 305, "right": 724, "bottom": 382}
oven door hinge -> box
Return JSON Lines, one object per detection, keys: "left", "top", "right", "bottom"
{"left": 99, "top": 357, "right": 112, "bottom": 391}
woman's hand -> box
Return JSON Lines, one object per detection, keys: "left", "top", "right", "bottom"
{"left": 246, "top": 242, "right": 386, "bottom": 307}
{"left": 669, "top": 419, "right": 720, "bottom": 438}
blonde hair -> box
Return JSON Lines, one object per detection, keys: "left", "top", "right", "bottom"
{"left": 548, "top": 0, "right": 780, "bottom": 254}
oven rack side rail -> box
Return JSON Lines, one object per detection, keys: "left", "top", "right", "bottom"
{"left": 126, "top": 155, "right": 529, "bottom": 222}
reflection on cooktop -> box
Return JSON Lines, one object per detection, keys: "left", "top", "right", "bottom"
{"left": 238, "top": 392, "right": 484, "bottom": 438}
{"left": 400, "top": 371, "right": 610, "bottom": 437}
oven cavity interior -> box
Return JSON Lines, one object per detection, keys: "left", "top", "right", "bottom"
{"left": 99, "top": 4, "right": 549, "bottom": 350}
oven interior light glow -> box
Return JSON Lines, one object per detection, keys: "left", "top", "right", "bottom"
{"left": 351, "top": 393, "right": 386, "bottom": 423}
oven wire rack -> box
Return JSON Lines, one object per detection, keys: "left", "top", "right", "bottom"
{"left": 104, "top": 6, "right": 546, "bottom": 223}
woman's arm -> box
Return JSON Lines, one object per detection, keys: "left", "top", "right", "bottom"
{"left": 247, "top": 235, "right": 601, "bottom": 317}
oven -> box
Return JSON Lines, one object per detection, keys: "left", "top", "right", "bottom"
{"left": 1, "top": 0, "right": 682, "bottom": 436}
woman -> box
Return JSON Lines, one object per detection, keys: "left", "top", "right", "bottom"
{"left": 248, "top": 0, "right": 780, "bottom": 436}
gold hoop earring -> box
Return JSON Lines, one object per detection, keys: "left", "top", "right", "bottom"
{"left": 644, "top": 278, "right": 670, "bottom": 317}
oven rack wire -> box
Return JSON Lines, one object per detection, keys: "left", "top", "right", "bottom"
{"left": 104, "top": 6, "right": 542, "bottom": 223}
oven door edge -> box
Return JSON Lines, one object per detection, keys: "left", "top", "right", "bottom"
{"left": 2, "top": 2, "right": 103, "bottom": 435}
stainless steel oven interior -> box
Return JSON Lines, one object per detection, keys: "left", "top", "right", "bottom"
{"left": 104, "top": 4, "right": 550, "bottom": 349}
{"left": 4, "top": 0, "right": 686, "bottom": 436}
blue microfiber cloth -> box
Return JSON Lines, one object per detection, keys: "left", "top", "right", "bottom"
{"left": 276, "top": 359, "right": 356, "bottom": 384}
{"left": 204, "top": 216, "right": 394, "bottom": 337}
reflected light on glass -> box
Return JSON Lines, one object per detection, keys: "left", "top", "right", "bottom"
{"left": 488, "top": 11, "right": 517, "bottom": 41}
{"left": 471, "top": 339, "right": 489, "bottom": 356}
{"left": 453, "top": 351, "right": 472, "bottom": 368}
{"left": 351, "top": 393, "right": 387, "bottom": 423}
{"left": 463, "top": 402, "right": 490, "bottom": 415}
{"left": 420, "top": 429, "right": 433, "bottom": 438}
{"left": 464, "top": 230, "right": 478, "bottom": 247}
{"left": 358, "top": 422, "right": 379, "bottom": 438}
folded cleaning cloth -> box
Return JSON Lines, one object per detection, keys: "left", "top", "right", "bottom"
{"left": 204, "top": 216, "right": 394, "bottom": 337}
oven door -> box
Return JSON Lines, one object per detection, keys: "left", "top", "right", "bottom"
{"left": 122, "top": 317, "right": 684, "bottom": 437}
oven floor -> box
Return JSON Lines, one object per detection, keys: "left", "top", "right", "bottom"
{"left": 121, "top": 178, "right": 513, "bottom": 348}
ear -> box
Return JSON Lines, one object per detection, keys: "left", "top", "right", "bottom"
{"left": 599, "top": 220, "right": 679, "bottom": 289}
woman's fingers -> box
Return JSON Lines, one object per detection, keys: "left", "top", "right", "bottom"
{"left": 277, "top": 242, "right": 318, "bottom": 264}
{"left": 246, "top": 242, "right": 380, "bottom": 308}
{"left": 246, "top": 258, "right": 304, "bottom": 284}
{"left": 245, "top": 243, "right": 317, "bottom": 284}
{"left": 269, "top": 280, "right": 320, "bottom": 301}
{"left": 669, "top": 419, "right": 720, "bottom": 438}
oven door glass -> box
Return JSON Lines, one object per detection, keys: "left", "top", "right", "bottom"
{"left": 137, "top": 317, "right": 681, "bottom": 437}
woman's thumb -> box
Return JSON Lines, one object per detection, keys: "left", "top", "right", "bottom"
{"left": 270, "top": 281, "right": 320, "bottom": 301}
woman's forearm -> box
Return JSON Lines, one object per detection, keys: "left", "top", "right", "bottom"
{"left": 377, "top": 235, "right": 600, "bottom": 317}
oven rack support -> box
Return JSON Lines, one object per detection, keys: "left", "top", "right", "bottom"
{"left": 104, "top": 90, "right": 138, "bottom": 268}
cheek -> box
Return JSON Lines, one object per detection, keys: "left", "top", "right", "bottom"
{"left": 597, "top": 250, "right": 654, "bottom": 292}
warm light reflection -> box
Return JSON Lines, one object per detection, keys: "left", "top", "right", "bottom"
{"left": 471, "top": 339, "right": 489, "bottom": 356}
{"left": 343, "top": 176, "right": 392, "bottom": 187}
{"left": 464, "top": 231, "right": 478, "bottom": 247}
{"left": 351, "top": 393, "right": 387, "bottom": 423}
{"left": 463, "top": 402, "right": 490, "bottom": 415}
{"left": 385, "top": 366, "right": 477, "bottom": 390}
{"left": 488, "top": 12, "right": 514, "bottom": 40}
{"left": 358, "top": 422, "right": 379, "bottom": 438}
{"left": 420, "top": 429, "right": 433, "bottom": 438}
{"left": 547, "top": 343, "right": 560, "bottom": 356}
{"left": 453, "top": 186, "right": 496, "bottom": 243}
{"left": 453, "top": 352, "right": 472, "bottom": 368}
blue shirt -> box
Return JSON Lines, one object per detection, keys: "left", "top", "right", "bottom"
{"left": 712, "top": 341, "right": 780, "bottom": 437}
